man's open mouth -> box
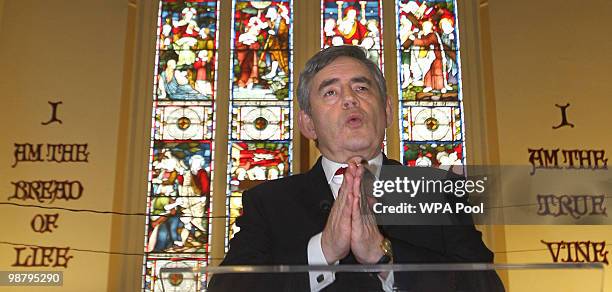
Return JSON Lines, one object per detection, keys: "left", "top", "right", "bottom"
{"left": 345, "top": 113, "right": 364, "bottom": 128}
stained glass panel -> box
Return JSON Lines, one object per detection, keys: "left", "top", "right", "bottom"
{"left": 229, "top": 141, "right": 290, "bottom": 184}
{"left": 232, "top": 2, "right": 292, "bottom": 50}
{"left": 157, "top": 50, "right": 216, "bottom": 100}
{"left": 154, "top": 105, "right": 214, "bottom": 140}
{"left": 150, "top": 141, "right": 212, "bottom": 195}
{"left": 230, "top": 105, "right": 291, "bottom": 140}
{"left": 322, "top": 0, "right": 383, "bottom": 67}
{"left": 230, "top": 1, "right": 292, "bottom": 101}
{"left": 396, "top": 0, "right": 465, "bottom": 169}
{"left": 396, "top": 0, "right": 460, "bottom": 100}
{"left": 403, "top": 142, "right": 463, "bottom": 170}
{"left": 401, "top": 104, "right": 461, "bottom": 141}
{"left": 398, "top": 47, "right": 460, "bottom": 101}
{"left": 146, "top": 141, "right": 212, "bottom": 254}
{"left": 144, "top": 258, "right": 207, "bottom": 291}
{"left": 231, "top": 49, "right": 291, "bottom": 100}
{"left": 225, "top": 141, "right": 291, "bottom": 246}
{"left": 156, "top": 1, "right": 219, "bottom": 101}
{"left": 145, "top": 1, "right": 219, "bottom": 290}
{"left": 226, "top": 0, "right": 294, "bottom": 249}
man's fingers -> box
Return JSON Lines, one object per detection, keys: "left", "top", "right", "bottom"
{"left": 334, "top": 176, "right": 354, "bottom": 222}
{"left": 351, "top": 188, "right": 361, "bottom": 224}
{"left": 353, "top": 165, "right": 362, "bottom": 200}
{"left": 331, "top": 194, "right": 351, "bottom": 231}
{"left": 341, "top": 190, "right": 354, "bottom": 220}
{"left": 337, "top": 170, "right": 352, "bottom": 202}
{"left": 345, "top": 163, "right": 355, "bottom": 181}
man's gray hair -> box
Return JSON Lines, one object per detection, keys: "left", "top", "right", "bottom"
{"left": 296, "top": 45, "right": 387, "bottom": 114}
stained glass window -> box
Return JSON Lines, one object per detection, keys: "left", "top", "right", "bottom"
{"left": 143, "top": 1, "right": 468, "bottom": 289}
{"left": 396, "top": 0, "right": 465, "bottom": 171}
{"left": 225, "top": 0, "right": 294, "bottom": 249}
{"left": 144, "top": 0, "right": 219, "bottom": 290}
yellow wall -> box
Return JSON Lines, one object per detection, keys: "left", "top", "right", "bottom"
{"left": 486, "top": 0, "right": 612, "bottom": 290}
{"left": 0, "top": 0, "right": 129, "bottom": 291}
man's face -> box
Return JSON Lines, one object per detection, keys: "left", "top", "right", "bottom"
{"left": 299, "top": 57, "right": 392, "bottom": 162}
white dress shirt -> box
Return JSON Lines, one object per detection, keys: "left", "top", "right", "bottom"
{"left": 307, "top": 153, "right": 394, "bottom": 291}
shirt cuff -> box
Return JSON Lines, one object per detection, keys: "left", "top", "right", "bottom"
{"left": 379, "top": 271, "right": 395, "bottom": 292}
{"left": 307, "top": 232, "right": 338, "bottom": 291}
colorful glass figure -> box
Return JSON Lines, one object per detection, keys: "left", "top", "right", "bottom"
{"left": 403, "top": 142, "right": 463, "bottom": 173}
{"left": 156, "top": 1, "right": 219, "bottom": 101}
{"left": 397, "top": 0, "right": 459, "bottom": 101}
{"left": 226, "top": 141, "right": 290, "bottom": 240}
{"left": 322, "top": 0, "right": 384, "bottom": 67}
{"left": 231, "top": 0, "right": 292, "bottom": 100}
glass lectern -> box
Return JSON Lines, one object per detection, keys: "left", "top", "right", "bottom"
{"left": 151, "top": 263, "right": 604, "bottom": 291}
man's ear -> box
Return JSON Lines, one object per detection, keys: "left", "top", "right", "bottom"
{"left": 297, "top": 110, "right": 317, "bottom": 140}
{"left": 384, "top": 96, "right": 393, "bottom": 128}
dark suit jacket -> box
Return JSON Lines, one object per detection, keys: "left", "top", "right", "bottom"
{"left": 208, "top": 156, "right": 504, "bottom": 292}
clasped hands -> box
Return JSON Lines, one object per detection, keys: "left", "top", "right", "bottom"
{"left": 321, "top": 157, "right": 384, "bottom": 265}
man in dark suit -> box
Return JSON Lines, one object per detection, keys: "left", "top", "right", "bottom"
{"left": 208, "top": 45, "right": 503, "bottom": 291}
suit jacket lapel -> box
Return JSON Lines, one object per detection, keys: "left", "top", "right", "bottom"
{"left": 382, "top": 153, "right": 401, "bottom": 166}
{"left": 296, "top": 156, "right": 335, "bottom": 230}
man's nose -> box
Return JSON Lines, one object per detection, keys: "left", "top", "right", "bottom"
{"left": 342, "top": 89, "right": 359, "bottom": 109}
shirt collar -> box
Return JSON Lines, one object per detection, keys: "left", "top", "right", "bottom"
{"left": 321, "top": 152, "right": 383, "bottom": 184}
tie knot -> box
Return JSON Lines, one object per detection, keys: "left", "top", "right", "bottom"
{"left": 334, "top": 167, "right": 347, "bottom": 176}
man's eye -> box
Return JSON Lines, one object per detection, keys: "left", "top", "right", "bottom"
{"left": 355, "top": 86, "right": 369, "bottom": 92}
{"left": 324, "top": 90, "right": 336, "bottom": 97}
